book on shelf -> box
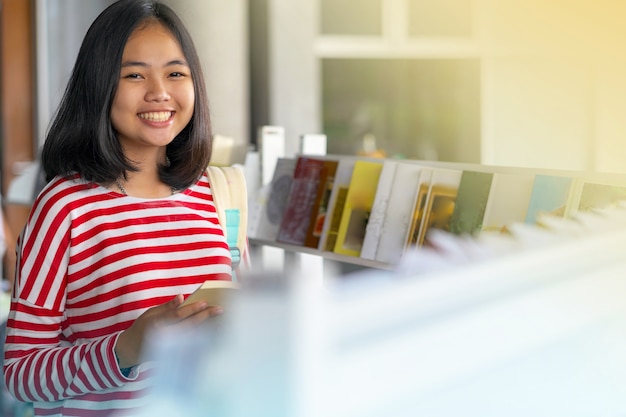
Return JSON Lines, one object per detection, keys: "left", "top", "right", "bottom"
{"left": 481, "top": 172, "right": 536, "bottom": 233}
{"left": 415, "top": 168, "right": 463, "bottom": 247}
{"left": 277, "top": 157, "right": 326, "bottom": 245}
{"left": 360, "top": 160, "right": 399, "bottom": 260}
{"left": 448, "top": 171, "right": 494, "bottom": 236}
{"left": 248, "top": 157, "right": 297, "bottom": 241}
{"left": 180, "top": 279, "right": 240, "bottom": 308}
{"left": 524, "top": 174, "right": 573, "bottom": 224}
{"left": 303, "top": 158, "right": 339, "bottom": 249}
{"left": 575, "top": 181, "right": 626, "bottom": 213}
{"left": 333, "top": 159, "right": 384, "bottom": 257}
{"left": 403, "top": 168, "right": 434, "bottom": 252}
{"left": 319, "top": 158, "right": 356, "bottom": 252}
{"left": 373, "top": 163, "right": 429, "bottom": 265}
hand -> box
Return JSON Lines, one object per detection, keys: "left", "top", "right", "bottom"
{"left": 114, "top": 294, "right": 222, "bottom": 368}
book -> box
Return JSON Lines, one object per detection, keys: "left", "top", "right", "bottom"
{"left": 180, "top": 280, "right": 240, "bottom": 308}
{"left": 481, "top": 172, "right": 535, "bottom": 233}
{"left": 319, "top": 158, "right": 356, "bottom": 251}
{"left": 277, "top": 157, "right": 326, "bottom": 245}
{"left": 333, "top": 160, "right": 384, "bottom": 257}
{"left": 524, "top": 174, "right": 573, "bottom": 224}
{"left": 577, "top": 182, "right": 626, "bottom": 212}
{"left": 303, "top": 159, "right": 339, "bottom": 249}
{"left": 416, "top": 168, "right": 463, "bottom": 246}
{"left": 360, "top": 160, "right": 399, "bottom": 260}
{"left": 404, "top": 168, "right": 434, "bottom": 250}
{"left": 448, "top": 171, "right": 494, "bottom": 236}
{"left": 374, "top": 163, "right": 429, "bottom": 265}
{"left": 248, "top": 157, "right": 297, "bottom": 241}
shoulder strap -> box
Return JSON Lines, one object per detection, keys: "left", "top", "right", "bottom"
{"left": 206, "top": 165, "right": 230, "bottom": 231}
{"left": 206, "top": 165, "right": 249, "bottom": 276}
{"left": 219, "top": 165, "right": 248, "bottom": 252}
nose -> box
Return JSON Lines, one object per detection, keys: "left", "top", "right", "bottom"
{"left": 145, "top": 78, "right": 170, "bottom": 102}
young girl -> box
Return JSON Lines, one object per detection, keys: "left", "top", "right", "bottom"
{"left": 3, "top": 1, "right": 233, "bottom": 415}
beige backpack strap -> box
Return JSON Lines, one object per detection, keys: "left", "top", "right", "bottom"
{"left": 206, "top": 165, "right": 250, "bottom": 275}
{"left": 219, "top": 165, "right": 248, "bottom": 253}
{"left": 206, "top": 165, "right": 230, "bottom": 231}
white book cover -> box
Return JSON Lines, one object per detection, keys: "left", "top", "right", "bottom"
{"left": 248, "top": 157, "right": 296, "bottom": 241}
{"left": 481, "top": 172, "right": 535, "bottom": 233}
{"left": 374, "top": 164, "right": 430, "bottom": 265}
{"left": 317, "top": 158, "right": 356, "bottom": 252}
{"left": 360, "top": 160, "right": 399, "bottom": 260}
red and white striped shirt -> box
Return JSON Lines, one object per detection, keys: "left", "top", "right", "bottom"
{"left": 3, "top": 172, "right": 232, "bottom": 417}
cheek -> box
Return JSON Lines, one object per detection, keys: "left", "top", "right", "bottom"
{"left": 110, "top": 92, "right": 131, "bottom": 131}
{"left": 184, "top": 86, "right": 195, "bottom": 110}
{"left": 110, "top": 101, "right": 125, "bottom": 132}
{"left": 180, "top": 86, "right": 195, "bottom": 120}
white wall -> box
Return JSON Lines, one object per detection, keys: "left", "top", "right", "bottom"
{"left": 478, "top": 0, "right": 626, "bottom": 173}
{"left": 166, "top": 0, "right": 250, "bottom": 146}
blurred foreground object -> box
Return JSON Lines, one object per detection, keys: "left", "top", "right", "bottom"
{"left": 139, "top": 205, "right": 626, "bottom": 417}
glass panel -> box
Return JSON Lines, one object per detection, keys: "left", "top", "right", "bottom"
{"left": 320, "top": 0, "right": 382, "bottom": 35}
{"left": 408, "top": 0, "right": 473, "bottom": 37}
{"left": 322, "top": 58, "right": 481, "bottom": 163}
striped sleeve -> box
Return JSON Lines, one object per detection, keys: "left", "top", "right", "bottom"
{"left": 3, "top": 178, "right": 127, "bottom": 402}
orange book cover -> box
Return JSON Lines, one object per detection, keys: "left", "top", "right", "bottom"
{"left": 303, "top": 159, "right": 339, "bottom": 248}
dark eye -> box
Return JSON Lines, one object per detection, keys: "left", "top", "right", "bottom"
{"left": 170, "top": 72, "right": 184, "bottom": 78}
{"left": 124, "top": 73, "right": 143, "bottom": 79}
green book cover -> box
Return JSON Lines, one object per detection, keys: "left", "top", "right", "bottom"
{"left": 449, "top": 171, "right": 494, "bottom": 235}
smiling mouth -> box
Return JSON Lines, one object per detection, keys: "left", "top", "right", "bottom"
{"left": 138, "top": 111, "right": 173, "bottom": 122}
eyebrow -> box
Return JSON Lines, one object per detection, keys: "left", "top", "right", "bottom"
{"left": 121, "top": 59, "right": 189, "bottom": 68}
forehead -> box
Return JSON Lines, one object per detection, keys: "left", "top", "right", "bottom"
{"left": 122, "top": 21, "right": 185, "bottom": 60}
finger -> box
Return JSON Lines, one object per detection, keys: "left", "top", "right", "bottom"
{"left": 206, "top": 306, "right": 224, "bottom": 317}
{"left": 181, "top": 305, "right": 223, "bottom": 326}
{"left": 169, "top": 294, "right": 185, "bottom": 309}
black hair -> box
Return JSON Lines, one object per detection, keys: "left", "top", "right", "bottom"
{"left": 41, "top": 0, "right": 212, "bottom": 190}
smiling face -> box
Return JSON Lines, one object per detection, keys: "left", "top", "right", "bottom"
{"left": 111, "top": 21, "right": 195, "bottom": 157}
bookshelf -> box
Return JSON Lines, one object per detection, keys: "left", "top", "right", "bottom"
{"left": 248, "top": 154, "right": 626, "bottom": 273}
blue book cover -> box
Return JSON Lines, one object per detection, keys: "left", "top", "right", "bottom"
{"left": 524, "top": 175, "right": 573, "bottom": 224}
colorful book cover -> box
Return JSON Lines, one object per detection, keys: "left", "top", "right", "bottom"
{"left": 448, "top": 171, "right": 494, "bottom": 236}
{"left": 360, "top": 160, "right": 399, "bottom": 260}
{"left": 374, "top": 164, "right": 429, "bottom": 265}
{"left": 277, "top": 157, "right": 326, "bottom": 245}
{"left": 416, "top": 168, "right": 463, "bottom": 246}
{"left": 333, "top": 160, "right": 383, "bottom": 257}
{"left": 249, "top": 157, "right": 297, "bottom": 241}
{"left": 481, "top": 172, "right": 535, "bottom": 232}
{"left": 524, "top": 174, "right": 573, "bottom": 224}
{"left": 319, "top": 158, "right": 356, "bottom": 251}
{"left": 303, "top": 159, "right": 339, "bottom": 249}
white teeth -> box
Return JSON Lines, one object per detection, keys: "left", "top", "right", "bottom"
{"left": 138, "top": 111, "right": 172, "bottom": 122}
